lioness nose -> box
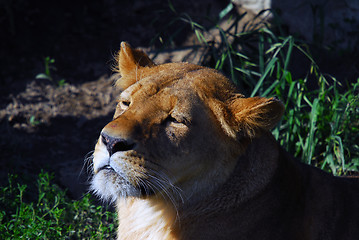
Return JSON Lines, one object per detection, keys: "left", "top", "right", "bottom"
{"left": 101, "top": 132, "right": 136, "bottom": 156}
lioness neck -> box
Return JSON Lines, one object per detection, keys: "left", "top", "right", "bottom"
{"left": 116, "top": 197, "right": 179, "bottom": 240}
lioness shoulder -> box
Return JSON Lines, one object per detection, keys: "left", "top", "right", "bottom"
{"left": 90, "top": 42, "right": 359, "bottom": 240}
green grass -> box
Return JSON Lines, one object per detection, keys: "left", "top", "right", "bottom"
{"left": 0, "top": 172, "right": 117, "bottom": 239}
{"left": 1, "top": 2, "right": 358, "bottom": 238}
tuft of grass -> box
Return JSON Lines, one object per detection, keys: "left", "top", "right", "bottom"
{"left": 271, "top": 76, "right": 359, "bottom": 175}
{"left": 0, "top": 172, "right": 117, "bottom": 239}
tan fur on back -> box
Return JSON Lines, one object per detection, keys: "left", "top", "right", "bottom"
{"left": 90, "top": 42, "right": 359, "bottom": 240}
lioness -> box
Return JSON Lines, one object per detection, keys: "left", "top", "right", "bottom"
{"left": 91, "top": 42, "right": 359, "bottom": 240}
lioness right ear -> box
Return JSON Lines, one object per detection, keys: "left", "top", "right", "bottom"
{"left": 229, "top": 96, "right": 284, "bottom": 138}
{"left": 115, "top": 42, "right": 156, "bottom": 89}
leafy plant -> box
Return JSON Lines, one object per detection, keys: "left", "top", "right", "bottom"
{"left": 36, "top": 56, "right": 66, "bottom": 87}
{"left": 29, "top": 115, "right": 40, "bottom": 126}
{"left": 0, "top": 172, "right": 117, "bottom": 239}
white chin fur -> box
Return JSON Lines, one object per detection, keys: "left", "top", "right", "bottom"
{"left": 90, "top": 170, "right": 140, "bottom": 203}
{"left": 90, "top": 171, "right": 119, "bottom": 203}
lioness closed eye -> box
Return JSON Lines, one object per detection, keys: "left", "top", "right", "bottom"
{"left": 91, "top": 42, "right": 359, "bottom": 240}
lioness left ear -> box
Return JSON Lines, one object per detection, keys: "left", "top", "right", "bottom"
{"left": 229, "top": 96, "right": 284, "bottom": 138}
{"left": 115, "top": 42, "right": 156, "bottom": 89}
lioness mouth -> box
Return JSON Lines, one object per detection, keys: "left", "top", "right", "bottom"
{"left": 98, "top": 163, "right": 156, "bottom": 196}
{"left": 98, "top": 165, "right": 114, "bottom": 172}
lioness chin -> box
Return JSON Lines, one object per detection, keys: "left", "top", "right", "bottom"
{"left": 90, "top": 42, "right": 359, "bottom": 240}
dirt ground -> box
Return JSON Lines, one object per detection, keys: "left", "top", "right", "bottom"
{"left": 1, "top": 1, "right": 358, "bottom": 199}
{"left": 0, "top": 0, "right": 229, "bottom": 199}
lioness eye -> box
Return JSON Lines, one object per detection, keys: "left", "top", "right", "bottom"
{"left": 166, "top": 115, "right": 180, "bottom": 124}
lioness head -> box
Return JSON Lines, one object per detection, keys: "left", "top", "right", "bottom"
{"left": 91, "top": 42, "right": 284, "bottom": 205}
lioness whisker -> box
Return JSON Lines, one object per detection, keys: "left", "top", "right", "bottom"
{"left": 142, "top": 176, "right": 180, "bottom": 218}
{"left": 145, "top": 171, "right": 182, "bottom": 211}
{"left": 147, "top": 169, "right": 184, "bottom": 203}
{"left": 138, "top": 177, "right": 153, "bottom": 196}
{"left": 80, "top": 152, "right": 95, "bottom": 182}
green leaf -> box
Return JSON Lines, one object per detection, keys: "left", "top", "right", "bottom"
{"left": 219, "top": 3, "right": 233, "bottom": 19}
{"left": 35, "top": 73, "right": 50, "bottom": 80}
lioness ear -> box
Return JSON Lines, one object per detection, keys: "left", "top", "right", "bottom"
{"left": 229, "top": 96, "right": 284, "bottom": 138}
{"left": 115, "top": 42, "right": 156, "bottom": 89}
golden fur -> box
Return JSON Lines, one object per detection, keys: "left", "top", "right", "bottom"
{"left": 91, "top": 42, "right": 359, "bottom": 240}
